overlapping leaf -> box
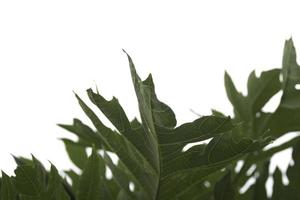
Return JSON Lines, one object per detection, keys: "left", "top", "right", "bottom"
{"left": 224, "top": 38, "right": 300, "bottom": 199}
{"left": 1, "top": 38, "right": 300, "bottom": 200}
{"left": 56, "top": 49, "right": 271, "bottom": 200}
{"left": 0, "top": 156, "right": 72, "bottom": 200}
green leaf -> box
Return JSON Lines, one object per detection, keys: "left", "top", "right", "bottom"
{"left": 158, "top": 116, "right": 233, "bottom": 146}
{"left": 62, "top": 138, "right": 88, "bottom": 170}
{"left": 75, "top": 93, "right": 158, "bottom": 199}
{"left": 224, "top": 38, "right": 300, "bottom": 199}
{"left": 61, "top": 51, "right": 272, "bottom": 200}
{"left": 271, "top": 167, "right": 284, "bottom": 200}
{"left": 77, "top": 149, "right": 104, "bottom": 200}
{"left": 43, "top": 165, "right": 70, "bottom": 200}
{"left": 58, "top": 119, "right": 104, "bottom": 148}
{"left": 14, "top": 165, "right": 43, "bottom": 196}
{"left": 12, "top": 156, "right": 34, "bottom": 166}
{"left": 7, "top": 38, "right": 300, "bottom": 199}
{"left": 0, "top": 172, "right": 17, "bottom": 200}
{"left": 102, "top": 151, "right": 134, "bottom": 199}
{"left": 266, "top": 39, "right": 300, "bottom": 136}
{"left": 225, "top": 68, "right": 281, "bottom": 137}
{"left": 87, "top": 89, "right": 131, "bottom": 135}
{"left": 65, "top": 170, "right": 80, "bottom": 193}
{"left": 214, "top": 172, "right": 235, "bottom": 200}
{"left": 225, "top": 38, "right": 300, "bottom": 139}
{"left": 87, "top": 88, "right": 158, "bottom": 172}
{"left": 279, "top": 140, "right": 300, "bottom": 199}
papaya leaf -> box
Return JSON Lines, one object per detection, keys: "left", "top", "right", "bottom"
{"left": 62, "top": 138, "right": 88, "bottom": 170}
{"left": 0, "top": 172, "right": 17, "bottom": 200}
{"left": 214, "top": 172, "right": 235, "bottom": 200}
{"left": 225, "top": 39, "right": 300, "bottom": 199}
{"left": 3, "top": 39, "right": 300, "bottom": 200}
{"left": 62, "top": 51, "right": 271, "bottom": 200}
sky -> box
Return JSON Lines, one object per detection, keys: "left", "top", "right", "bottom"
{"left": 1, "top": 0, "right": 300, "bottom": 192}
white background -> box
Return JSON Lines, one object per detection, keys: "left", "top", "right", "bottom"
{"left": 0, "top": 0, "right": 299, "bottom": 190}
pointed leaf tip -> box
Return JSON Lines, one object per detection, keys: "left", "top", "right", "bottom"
{"left": 224, "top": 70, "right": 232, "bottom": 80}
{"left": 122, "top": 49, "right": 131, "bottom": 58}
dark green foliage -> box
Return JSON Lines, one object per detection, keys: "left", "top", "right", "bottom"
{"left": 0, "top": 156, "right": 71, "bottom": 200}
{"left": 0, "top": 172, "right": 17, "bottom": 200}
{"left": 1, "top": 39, "right": 300, "bottom": 199}
{"left": 214, "top": 172, "right": 234, "bottom": 200}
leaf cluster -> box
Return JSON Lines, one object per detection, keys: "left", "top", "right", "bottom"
{"left": 1, "top": 39, "right": 300, "bottom": 200}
